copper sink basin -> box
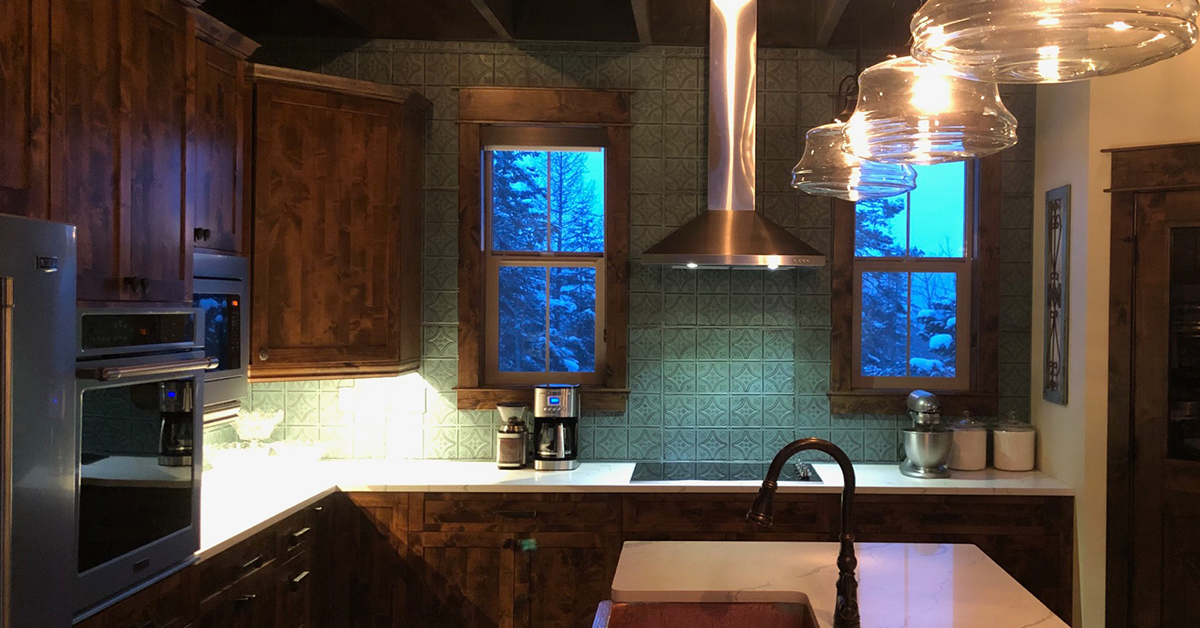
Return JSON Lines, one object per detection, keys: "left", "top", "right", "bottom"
{"left": 592, "top": 601, "right": 819, "bottom": 628}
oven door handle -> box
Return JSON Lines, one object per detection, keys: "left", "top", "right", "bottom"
{"left": 76, "top": 357, "right": 219, "bottom": 382}
{"left": 2, "top": 279, "right": 14, "bottom": 628}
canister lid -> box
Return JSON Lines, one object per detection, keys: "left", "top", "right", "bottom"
{"left": 995, "top": 420, "right": 1036, "bottom": 433}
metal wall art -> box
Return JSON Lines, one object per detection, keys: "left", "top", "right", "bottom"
{"left": 1043, "top": 185, "right": 1071, "bottom": 405}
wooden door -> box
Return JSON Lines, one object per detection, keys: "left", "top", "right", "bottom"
{"left": 411, "top": 532, "right": 516, "bottom": 628}
{"left": 513, "top": 533, "right": 621, "bottom": 628}
{"left": 124, "top": 0, "right": 192, "bottom": 302}
{"left": 0, "top": 0, "right": 48, "bottom": 219}
{"left": 49, "top": 0, "right": 191, "bottom": 303}
{"left": 1129, "top": 190, "right": 1200, "bottom": 627}
{"left": 48, "top": 0, "right": 125, "bottom": 301}
{"left": 191, "top": 39, "right": 247, "bottom": 254}
{"left": 251, "top": 81, "right": 404, "bottom": 372}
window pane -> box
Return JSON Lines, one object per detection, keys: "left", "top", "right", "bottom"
{"left": 548, "top": 267, "right": 597, "bottom": 372}
{"left": 549, "top": 150, "right": 605, "bottom": 253}
{"left": 909, "top": 162, "right": 966, "bottom": 258}
{"left": 910, "top": 272, "right": 957, "bottom": 377}
{"left": 861, "top": 272, "right": 908, "bottom": 376}
{"left": 492, "top": 150, "right": 549, "bottom": 252}
{"left": 855, "top": 195, "right": 907, "bottom": 257}
{"left": 498, "top": 266, "right": 547, "bottom": 372}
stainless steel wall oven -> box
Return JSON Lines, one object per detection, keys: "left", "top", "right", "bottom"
{"left": 74, "top": 308, "right": 214, "bottom": 613}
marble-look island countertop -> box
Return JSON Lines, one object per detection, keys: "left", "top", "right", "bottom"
{"left": 199, "top": 459, "right": 1072, "bottom": 559}
{"left": 611, "top": 541, "right": 1068, "bottom": 628}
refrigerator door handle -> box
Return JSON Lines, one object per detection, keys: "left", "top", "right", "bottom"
{"left": 1, "top": 278, "right": 14, "bottom": 628}
{"left": 76, "top": 357, "right": 219, "bottom": 382}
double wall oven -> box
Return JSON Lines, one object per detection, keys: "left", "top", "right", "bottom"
{"left": 74, "top": 308, "right": 215, "bottom": 611}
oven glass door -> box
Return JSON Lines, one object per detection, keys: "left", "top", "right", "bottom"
{"left": 77, "top": 375, "right": 197, "bottom": 574}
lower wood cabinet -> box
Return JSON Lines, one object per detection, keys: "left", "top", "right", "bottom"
{"left": 76, "top": 490, "right": 1073, "bottom": 628}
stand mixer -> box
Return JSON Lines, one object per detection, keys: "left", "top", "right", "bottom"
{"left": 900, "top": 390, "right": 952, "bottom": 478}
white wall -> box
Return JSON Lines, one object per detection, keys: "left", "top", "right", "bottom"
{"left": 1032, "top": 46, "right": 1200, "bottom": 628}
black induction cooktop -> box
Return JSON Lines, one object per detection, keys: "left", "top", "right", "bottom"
{"left": 630, "top": 461, "right": 821, "bottom": 483}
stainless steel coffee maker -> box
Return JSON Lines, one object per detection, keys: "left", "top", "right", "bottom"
{"left": 900, "top": 390, "right": 952, "bottom": 478}
{"left": 533, "top": 384, "right": 580, "bottom": 471}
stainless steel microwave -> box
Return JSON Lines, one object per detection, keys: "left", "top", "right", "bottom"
{"left": 194, "top": 252, "right": 249, "bottom": 410}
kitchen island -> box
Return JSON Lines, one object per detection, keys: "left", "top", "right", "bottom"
{"left": 610, "top": 541, "right": 1068, "bottom": 628}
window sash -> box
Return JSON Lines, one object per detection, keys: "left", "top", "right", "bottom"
{"left": 484, "top": 257, "right": 606, "bottom": 385}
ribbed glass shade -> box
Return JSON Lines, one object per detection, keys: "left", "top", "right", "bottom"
{"left": 791, "top": 123, "right": 917, "bottom": 201}
{"left": 912, "top": 0, "right": 1199, "bottom": 83}
{"left": 843, "top": 56, "right": 1018, "bottom": 165}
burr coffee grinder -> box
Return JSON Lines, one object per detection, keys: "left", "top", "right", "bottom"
{"left": 900, "top": 390, "right": 952, "bottom": 478}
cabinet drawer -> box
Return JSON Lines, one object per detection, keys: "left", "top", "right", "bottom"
{"left": 854, "top": 495, "right": 1071, "bottom": 536}
{"left": 197, "top": 529, "right": 276, "bottom": 602}
{"left": 622, "top": 494, "right": 839, "bottom": 536}
{"left": 276, "top": 552, "right": 314, "bottom": 628}
{"left": 422, "top": 493, "right": 621, "bottom": 532}
{"left": 94, "top": 570, "right": 193, "bottom": 628}
{"left": 197, "top": 561, "right": 278, "bottom": 628}
{"left": 274, "top": 508, "right": 317, "bottom": 562}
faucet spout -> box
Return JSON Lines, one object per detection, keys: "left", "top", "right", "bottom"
{"left": 746, "top": 438, "right": 860, "bottom": 628}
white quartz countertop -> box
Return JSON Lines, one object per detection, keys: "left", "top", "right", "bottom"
{"left": 611, "top": 541, "right": 1068, "bottom": 628}
{"left": 198, "top": 459, "right": 1072, "bottom": 560}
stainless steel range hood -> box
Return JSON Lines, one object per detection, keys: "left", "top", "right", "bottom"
{"left": 642, "top": 0, "right": 825, "bottom": 268}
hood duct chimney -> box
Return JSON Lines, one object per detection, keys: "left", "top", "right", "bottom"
{"left": 642, "top": 0, "right": 826, "bottom": 268}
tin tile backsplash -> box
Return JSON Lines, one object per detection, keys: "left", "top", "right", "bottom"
{"left": 207, "top": 38, "right": 1037, "bottom": 463}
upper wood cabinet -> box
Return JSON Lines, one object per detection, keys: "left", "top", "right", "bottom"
{"left": 0, "top": 0, "right": 49, "bottom": 220}
{"left": 189, "top": 12, "right": 258, "bottom": 255}
{"left": 247, "top": 65, "right": 429, "bottom": 382}
{"left": 48, "top": 0, "right": 193, "bottom": 303}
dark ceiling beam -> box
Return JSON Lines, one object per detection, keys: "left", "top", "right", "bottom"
{"left": 813, "top": 0, "right": 852, "bottom": 47}
{"left": 630, "top": 0, "right": 653, "bottom": 44}
{"left": 470, "top": 0, "right": 515, "bottom": 40}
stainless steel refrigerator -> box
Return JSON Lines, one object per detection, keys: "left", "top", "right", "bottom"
{"left": 0, "top": 215, "right": 77, "bottom": 627}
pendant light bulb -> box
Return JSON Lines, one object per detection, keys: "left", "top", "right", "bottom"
{"left": 911, "top": 0, "right": 1199, "bottom": 83}
{"left": 842, "top": 56, "right": 1017, "bottom": 165}
{"left": 792, "top": 122, "right": 917, "bottom": 201}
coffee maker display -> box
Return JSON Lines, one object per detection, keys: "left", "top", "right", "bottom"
{"left": 900, "top": 390, "right": 952, "bottom": 478}
{"left": 496, "top": 402, "right": 530, "bottom": 469}
{"left": 158, "top": 381, "right": 195, "bottom": 467}
{"left": 533, "top": 384, "right": 580, "bottom": 471}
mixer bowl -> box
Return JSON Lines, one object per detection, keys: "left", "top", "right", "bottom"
{"left": 902, "top": 428, "right": 952, "bottom": 469}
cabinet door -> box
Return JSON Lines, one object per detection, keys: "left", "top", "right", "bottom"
{"left": 276, "top": 553, "right": 313, "bottom": 628}
{"left": 0, "top": 0, "right": 48, "bottom": 219}
{"left": 190, "top": 39, "right": 247, "bottom": 254}
{"left": 251, "top": 82, "right": 404, "bottom": 372}
{"left": 48, "top": 0, "right": 124, "bottom": 301}
{"left": 513, "top": 533, "right": 621, "bottom": 628}
{"left": 49, "top": 0, "right": 191, "bottom": 303}
{"left": 411, "top": 532, "right": 516, "bottom": 628}
{"left": 124, "top": 0, "right": 191, "bottom": 302}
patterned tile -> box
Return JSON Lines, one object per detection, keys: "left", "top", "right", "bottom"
{"left": 730, "top": 395, "right": 763, "bottom": 427}
{"left": 596, "top": 55, "right": 632, "bottom": 88}
{"left": 662, "top": 327, "right": 697, "bottom": 360}
{"left": 863, "top": 429, "right": 901, "bottom": 462}
{"left": 828, "top": 428, "right": 866, "bottom": 459}
{"left": 424, "top": 427, "right": 458, "bottom": 459}
{"left": 696, "top": 395, "right": 730, "bottom": 427}
{"left": 561, "top": 54, "right": 598, "bottom": 87}
{"left": 630, "top": 328, "right": 663, "bottom": 361}
{"left": 729, "top": 328, "right": 763, "bottom": 360}
{"left": 663, "top": 395, "right": 697, "bottom": 427}
{"left": 664, "top": 57, "right": 701, "bottom": 90}
{"left": 696, "top": 295, "right": 732, "bottom": 327}
{"left": 590, "top": 427, "right": 629, "bottom": 459}
{"left": 663, "top": 429, "right": 697, "bottom": 461}
{"left": 627, "top": 427, "right": 663, "bottom": 460}
{"left": 662, "top": 295, "right": 697, "bottom": 326}
{"left": 460, "top": 53, "right": 494, "bottom": 85}
{"left": 730, "top": 295, "right": 764, "bottom": 326}
{"left": 630, "top": 360, "right": 663, "bottom": 393}
{"left": 696, "top": 362, "right": 731, "bottom": 394}
{"left": 284, "top": 392, "right": 320, "bottom": 426}
{"left": 696, "top": 328, "right": 731, "bottom": 361}
{"left": 762, "top": 329, "right": 796, "bottom": 361}
{"left": 629, "top": 394, "right": 663, "bottom": 426}
{"left": 762, "top": 362, "right": 795, "bottom": 394}
{"left": 795, "top": 362, "right": 830, "bottom": 394}
{"left": 631, "top": 55, "right": 664, "bottom": 90}
{"left": 730, "top": 363, "right": 763, "bottom": 393}
{"left": 663, "top": 361, "right": 697, "bottom": 394}
{"left": 730, "top": 429, "right": 763, "bottom": 461}
{"left": 696, "top": 428, "right": 730, "bottom": 460}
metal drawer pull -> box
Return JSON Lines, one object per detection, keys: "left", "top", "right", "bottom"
{"left": 77, "top": 357, "right": 218, "bottom": 381}
{"left": 289, "top": 527, "right": 312, "bottom": 545}
{"left": 290, "top": 570, "right": 310, "bottom": 591}
{"left": 235, "top": 594, "right": 257, "bottom": 605}
{"left": 495, "top": 510, "right": 537, "bottom": 519}
{"left": 240, "top": 554, "right": 264, "bottom": 571}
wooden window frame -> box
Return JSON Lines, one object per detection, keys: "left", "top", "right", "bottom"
{"left": 829, "top": 155, "right": 1001, "bottom": 416}
{"left": 457, "top": 88, "right": 631, "bottom": 411}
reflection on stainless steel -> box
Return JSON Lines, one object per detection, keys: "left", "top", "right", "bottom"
{"left": 643, "top": 0, "right": 825, "bottom": 268}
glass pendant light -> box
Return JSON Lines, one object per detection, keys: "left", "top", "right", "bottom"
{"left": 912, "top": 0, "right": 1199, "bottom": 83}
{"left": 843, "top": 56, "right": 1018, "bottom": 165}
{"left": 792, "top": 122, "right": 917, "bottom": 201}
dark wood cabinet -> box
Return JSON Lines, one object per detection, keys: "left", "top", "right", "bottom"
{"left": 189, "top": 13, "right": 257, "bottom": 255}
{"left": 411, "top": 532, "right": 517, "bottom": 628}
{"left": 48, "top": 0, "right": 193, "bottom": 303}
{"left": 247, "top": 66, "right": 429, "bottom": 382}
{"left": 0, "top": 0, "right": 49, "bottom": 220}
{"left": 514, "top": 532, "right": 622, "bottom": 628}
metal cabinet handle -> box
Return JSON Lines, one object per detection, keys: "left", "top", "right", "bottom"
{"left": 1, "top": 282, "right": 13, "bottom": 628}
{"left": 289, "top": 527, "right": 311, "bottom": 546}
{"left": 235, "top": 594, "right": 257, "bottom": 605}
{"left": 258, "top": 348, "right": 269, "bottom": 361}
{"left": 240, "top": 554, "right": 264, "bottom": 571}
{"left": 193, "top": 228, "right": 205, "bottom": 242}
{"left": 495, "top": 510, "right": 537, "bottom": 519}
{"left": 76, "top": 357, "right": 218, "bottom": 381}
{"left": 289, "top": 570, "right": 310, "bottom": 592}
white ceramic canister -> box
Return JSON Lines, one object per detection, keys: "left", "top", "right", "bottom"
{"left": 949, "top": 416, "right": 988, "bottom": 471}
{"left": 993, "top": 420, "right": 1037, "bottom": 471}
